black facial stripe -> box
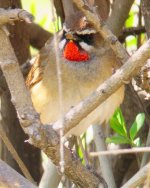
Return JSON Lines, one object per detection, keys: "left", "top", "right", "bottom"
{"left": 61, "top": 30, "right": 95, "bottom": 50}
{"left": 76, "top": 34, "right": 95, "bottom": 45}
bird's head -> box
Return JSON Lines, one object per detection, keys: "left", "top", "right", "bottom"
{"left": 58, "top": 13, "right": 103, "bottom": 63}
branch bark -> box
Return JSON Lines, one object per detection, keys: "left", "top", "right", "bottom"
{"left": 93, "top": 125, "right": 116, "bottom": 188}
{"left": 90, "top": 147, "right": 150, "bottom": 157}
{"left": 28, "top": 23, "right": 52, "bottom": 49}
{"left": 39, "top": 159, "right": 61, "bottom": 188}
{"left": 121, "top": 163, "right": 150, "bottom": 188}
{"left": 0, "top": 123, "right": 34, "bottom": 182}
{"left": 118, "top": 26, "right": 146, "bottom": 43}
{"left": 107, "top": 0, "right": 134, "bottom": 36}
{"left": 0, "top": 8, "right": 33, "bottom": 25}
{"left": 0, "top": 159, "right": 36, "bottom": 188}
{"left": 54, "top": 0, "right": 65, "bottom": 22}
{"left": 142, "top": 0, "right": 150, "bottom": 38}
{"left": 62, "top": 0, "right": 75, "bottom": 18}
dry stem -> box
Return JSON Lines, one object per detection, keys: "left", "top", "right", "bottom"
{"left": 0, "top": 8, "right": 33, "bottom": 25}
{"left": 0, "top": 160, "right": 37, "bottom": 188}
{"left": 121, "top": 163, "right": 150, "bottom": 188}
{"left": 0, "top": 124, "right": 34, "bottom": 183}
{"left": 90, "top": 147, "right": 150, "bottom": 157}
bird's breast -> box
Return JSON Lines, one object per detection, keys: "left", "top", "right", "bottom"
{"left": 29, "top": 48, "right": 124, "bottom": 136}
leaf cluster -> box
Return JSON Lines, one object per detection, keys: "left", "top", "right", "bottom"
{"left": 106, "top": 109, "right": 145, "bottom": 147}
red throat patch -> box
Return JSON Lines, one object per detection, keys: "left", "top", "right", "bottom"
{"left": 63, "top": 41, "right": 90, "bottom": 62}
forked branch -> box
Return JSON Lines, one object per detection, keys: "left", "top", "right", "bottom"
{"left": 0, "top": 5, "right": 150, "bottom": 188}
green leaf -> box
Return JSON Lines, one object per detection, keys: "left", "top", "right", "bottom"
{"left": 113, "top": 108, "right": 125, "bottom": 125}
{"left": 106, "top": 135, "right": 130, "bottom": 145}
{"left": 133, "top": 137, "right": 141, "bottom": 147}
{"left": 109, "top": 118, "right": 127, "bottom": 137}
{"left": 129, "top": 113, "right": 145, "bottom": 140}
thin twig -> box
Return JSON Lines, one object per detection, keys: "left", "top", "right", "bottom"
{"left": 121, "top": 163, "right": 150, "bottom": 188}
{"left": 52, "top": 0, "right": 65, "bottom": 174}
{"left": 28, "top": 23, "right": 52, "bottom": 49}
{"left": 0, "top": 8, "right": 33, "bottom": 25}
{"left": 119, "top": 26, "right": 146, "bottom": 43}
{"left": 93, "top": 125, "right": 116, "bottom": 188}
{"left": 90, "top": 147, "right": 150, "bottom": 157}
{"left": 0, "top": 123, "right": 34, "bottom": 183}
{"left": 107, "top": 0, "right": 134, "bottom": 36}
{"left": 0, "top": 160, "right": 37, "bottom": 188}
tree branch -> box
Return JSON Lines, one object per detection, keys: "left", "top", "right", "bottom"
{"left": 90, "top": 147, "right": 150, "bottom": 157}
{"left": 0, "top": 122, "right": 34, "bottom": 183}
{"left": 93, "top": 125, "right": 116, "bottom": 188}
{"left": 62, "top": 0, "right": 75, "bottom": 17}
{"left": 28, "top": 23, "right": 52, "bottom": 49}
{"left": 0, "top": 8, "right": 33, "bottom": 25}
{"left": 107, "top": 0, "right": 134, "bottom": 36}
{"left": 39, "top": 159, "right": 61, "bottom": 188}
{"left": 0, "top": 8, "right": 51, "bottom": 50}
{"left": 118, "top": 26, "right": 146, "bottom": 43}
{"left": 142, "top": 0, "right": 150, "bottom": 38}
{"left": 0, "top": 159, "right": 36, "bottom": 188}
{"left": 54, "top": 0, "right": 65, "bottom": 22}
{"left": 121, "top": 163, "right": 150, "bottom": 188}
{"left": 0, "top": 5, "right": 150, "bottom": 188}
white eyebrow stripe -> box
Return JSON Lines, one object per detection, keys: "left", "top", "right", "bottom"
{"left": 79, "top": 42, "right": 94, "bottom": 51}
{"left": 76, "top": 29, "right": 96, "bottom": 35}
{"left": 63, "top": 24, "right": 96, "bottom": 35}
{"left": 59, "top": 39, "right": 66, "bottom": 50}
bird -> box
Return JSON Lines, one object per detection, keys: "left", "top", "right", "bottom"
{"left": 26, "top": 11, "right": 124, "bottom": 138}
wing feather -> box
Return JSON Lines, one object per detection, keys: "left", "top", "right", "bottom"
{"left": 26, "top": 54, "right": 44, "bottom": 89}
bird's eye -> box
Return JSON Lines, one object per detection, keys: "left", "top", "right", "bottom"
{"left": 77, "top": 34, "right": 95, "bottom": 45}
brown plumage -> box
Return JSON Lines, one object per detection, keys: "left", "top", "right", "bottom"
{"left": 26, "top": 6, "right": 124, "bottom": 137}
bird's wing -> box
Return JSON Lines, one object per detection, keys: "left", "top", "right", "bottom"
{"left": 26, "top": 36, "right": 53, "bottom": 89}
{"left": 26, "top": 54, "right": 44, "bottom": 89}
